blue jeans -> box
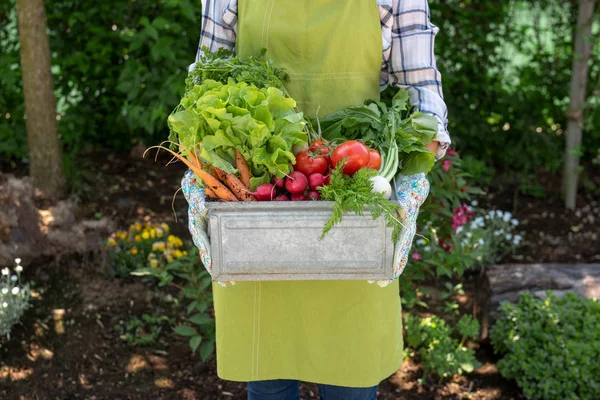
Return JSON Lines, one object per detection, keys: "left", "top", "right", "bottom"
{"left": 248, "top": 379, "right": 378, "bottom": 400}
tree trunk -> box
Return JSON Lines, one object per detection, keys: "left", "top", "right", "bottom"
{"left": 16, "top": 0, "right": 65, "bottom": 199}
{"left": 563, "top": 0, "right": 596, "bottom": 209}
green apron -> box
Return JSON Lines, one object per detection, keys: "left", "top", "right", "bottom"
{"left": 212, "top": 0, "right": 404, "bottom": 387}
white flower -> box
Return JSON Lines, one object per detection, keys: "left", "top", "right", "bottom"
{"left": 503, "top": 213, "right": 511, "bottom": 223}
{"left": 471, "top": 200, "right": 479, "bottom": 207}
{"left": 424, "top": 246, "right": 432, "bottom": 252}
{"left": 10, "top": 275, "right": 17, "bottom": 282}
{"left": 466, "top": 232, "right": 472, "bottom": 238}
{"left": 496, "top": 210, "right": 504, "bottom": 218}
{"left": 494, "top": 229, "right": 503, "bottom": 236}
{"left": 479, "top": 239, "right": 485, "bottom": 246}
{"left": 456, "top": 226, "right": 464, "bottom": 234}
{"left": 1, "top": 268, "right": 8, "bottom": 276}
{"left": 513, "top": 235, "right": 523, "bottom": 245}
{"left": 14, "top": 258, "right": 21, "bottom": 264}
{"left": 11, "top": 287, "right": 19, "bottom": 295}
{"left": 416, "top": 239, "right": 426, "bottom": 246}
{"left": 2, "top": 302, "right": 7, "bottom": 308}
{"left": 511, "top": 219, "right": 519, "bottom": 226}
{"left": 513, "top": 335, "right": 520, "bottom": 341}
{"left": 505, "top": 234, "right": 513, "bottom": 241}
{"left": 15, "top": 265, "right": 23, "bottom": 273}
{"left": 1, "top": 288, "right": 7, "bottom": 294}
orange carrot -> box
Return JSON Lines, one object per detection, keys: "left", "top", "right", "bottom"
{"left": 212, "top": 167, "right": 256, "bottom": 201}
{"left": 145, "top": 145, "right": 238, "bottom": 202}
{"left": 235, "top": 150, "right": 252, "bottom": 189}
{"left": 204, "top": 186, "right": 217, "bottom": 199}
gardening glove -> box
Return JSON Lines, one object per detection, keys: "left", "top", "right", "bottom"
{"left": 370, "top": 172, "right": 430, "bottom": 288}
{"left": 181, "top": 170, "right": 234, "bottom": 287}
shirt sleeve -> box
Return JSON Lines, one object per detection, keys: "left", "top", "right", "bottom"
{"left": 386, "top": 0, "right": 450, "bottom": 160}
{"left": 190, "top": 0, "right": 238, "bottom": 72}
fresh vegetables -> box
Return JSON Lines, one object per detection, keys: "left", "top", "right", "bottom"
{"left": 319, "top": 163, "right": 404, "bottom": 242}
{"left": 369, "top": 176, "right": 393, "bottom": 200}
{"left": 308, "top": 173, "right": 327, "bottom": 191}
{"left": 366, "top": 149, "right": 381, "bottom": 170}
{"left": 251, "top": 183, "right": 277, "bottom": 201}
{"left": 309, "top": 139, "right": 332, "bottom": 164}
{"left": 294, "top": 150, "right": 329, "bottom": 176}
{"left": 187, "top": 48, "right": 288, "bottom": 93}
{"left": 318, "top": 90, "right": 438, "bottom": 179}
{"left": 285, "top": 171, "right": 309, "bottom": 194}
{"left": 331, "top": 140, "right": 371, "bottom": 176}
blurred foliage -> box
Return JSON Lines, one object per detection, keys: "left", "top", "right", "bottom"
{"left": 1, "top": 0, "right": 599, "bottom": 180}
{"left": 0, "top": 0, "right": 201, "bottom": 160}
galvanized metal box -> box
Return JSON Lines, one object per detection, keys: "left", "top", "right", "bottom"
{"left": 206, "top": 201, "right": 395, "bottom": 281}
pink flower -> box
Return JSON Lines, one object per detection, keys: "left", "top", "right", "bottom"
{"left": 442, "top": 160, "right": 452, "bottom": 172}
{"left": 411, "top": 253, "right": 422, "bottom": 261}
{"left": 451, "top": 203, "right": 475, "bottom": 231}
{"left": 447, "top": 148, "right": 456, "bottom": 157}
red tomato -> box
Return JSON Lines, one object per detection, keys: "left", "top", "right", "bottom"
{"left": 366, "top": 149, "right": 381, "bottom": 170}
{"left": 294, "top": 150, "right": 329, "bottom": 176}
{"left": 331, "top": 141, "right": 370, "bottom": 176}
{"left": 309, "top": 139, "right": 331, "bottom": 165}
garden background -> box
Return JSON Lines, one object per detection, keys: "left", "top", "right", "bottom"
{"left": 1, "top": 0, "right": 600, "bottom": 399}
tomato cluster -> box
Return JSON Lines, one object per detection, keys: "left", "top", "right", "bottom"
{"left": 296, "top": 139, "right": 380, "bottom": 178}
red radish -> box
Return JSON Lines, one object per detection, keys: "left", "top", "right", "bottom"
{"left": 273, "top": 194, "right": 290, "bottom": 201}
{"left": 291, "top": 193, "right": 307, "bottom": 201}
{"left": 249, "top": 183, "right": 276, "bottom": 201}
{"left": 307, "top": 191, "right": 320, "bottom": 200}
{"left": 285, "top": 171, "right": 309, "bottom": 194}
{"left": 308, "top": 173, "right": 327, "bottom": 190}
{"left": 272, "top": 176, "right": 285, "bottom": 189}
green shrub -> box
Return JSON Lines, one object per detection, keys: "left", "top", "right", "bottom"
{"left": 114, "top": 313, "right": 174, "bottom": 346}
{"left": 405, "top": 313, "right": 480, "bottom": 382}
{"left": 491, "top": 292, "right": 600, "bottom": 400}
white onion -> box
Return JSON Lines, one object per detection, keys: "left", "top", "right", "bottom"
{"left": 369, "top": 176, "right": 393, "bottom": 200}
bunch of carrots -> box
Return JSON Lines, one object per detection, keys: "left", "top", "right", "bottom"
{"left": 146, "top": 144, "right": 255, "bottom": 202}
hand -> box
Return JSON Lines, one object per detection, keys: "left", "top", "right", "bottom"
{"left": 393, "top": 173, "right": 430, "bottom": 278}
{"left": 181, "top": 170, "right": 213, "bottom": 274}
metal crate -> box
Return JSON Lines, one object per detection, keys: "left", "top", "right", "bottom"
{"left": 206, "top": 201, "right": 395, "bottom": 281}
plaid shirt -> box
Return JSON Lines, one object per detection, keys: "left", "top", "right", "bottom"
{"left": 194, "top": 0, "right": 450, "bottom": 159}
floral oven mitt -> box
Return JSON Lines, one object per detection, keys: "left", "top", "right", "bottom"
{"left": 182, "top": 170, "right": 429, "bottom": 288}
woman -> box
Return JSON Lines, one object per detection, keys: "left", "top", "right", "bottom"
{"left": 184, "top": 1, "right": 450, "bottom": 399}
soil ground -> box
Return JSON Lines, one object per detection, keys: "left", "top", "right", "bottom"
{"left": 2, "top": 150, "right": 597, "bottom": 400}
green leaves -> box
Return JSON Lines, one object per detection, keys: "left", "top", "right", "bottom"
{"left": 169, "top": 78, "right": 308, "bottom": 188}
{"left": 173, "top": 325, "right": 196, "bottom": 337}
{"left": 491, "top": 292, "right": 600, "bottom": 400}
{"left": 316, "top": 91, "right": 438, "bottom": 177}
{"left": 319, "top": 164, "right": 404, "bottom": 242}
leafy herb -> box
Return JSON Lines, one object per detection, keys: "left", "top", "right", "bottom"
{"left": 318, "top": 90, "right": 437, "bottom": 177}
{"left": 187, "top": 47, "right": 289, "bottom": 92}
{"left": 168, "top": 79, "right": 308, "bottom": 189}
{"left": 319, "top": 163, "right": 404, "bottom": 242}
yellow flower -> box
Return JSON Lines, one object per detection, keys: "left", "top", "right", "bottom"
{"left": 161, "top": 223, "right": 170, "bottom": 232}
{"left": 115, "top": 231, "right": 127, "bottom": 240}
{"left": 166, "top": 255, "right": 174, "bottom": 264}
{"left": 134, "top": 223, "right": 142, "bottom": 231}
{"left": 142, "top": 231, "right": 150, "bottom": 240}
{"left": 167, "top": 242, "right": 173, "bottom": 250}
{"left": 131, "top": 247, "right": 139, "bottom": 255}
{"left": 152, "top": 242, "right": 165, "bottom": 252}
{"left": 183, "top": 251, "right": 188, "bottom": 256}
{"left": 168, "top": 235, "right": 183, "bottom": 248}
{"left": 174, "top": 250, "right": 183, "bottom": 258}
{"left": 134, "top": 235, "right": 141, "bottom": 242}
{"left": 150, "top": 229, "right": 156, "bottom": 239}
{"left": 156, "top": 228, "right": 164, "bottom": 238}
{"left": 150, "top": 259, "right": 159, "bottom": 268}
{"left": 107, "top": 238, "right": 117, "bottom": 247}
{"left": 147, "top": 253, "right": 156, "bottom": 261}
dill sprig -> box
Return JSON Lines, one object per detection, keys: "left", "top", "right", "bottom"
{"left": 319, "top": 164, "right": 404, "bottom": 242}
